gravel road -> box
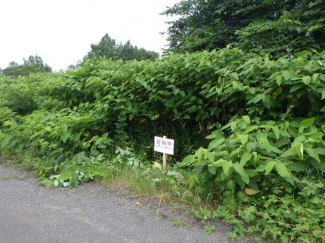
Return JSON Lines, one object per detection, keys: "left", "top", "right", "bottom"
{"left": 0, "top": 164, "right": 230, "bottom": 243}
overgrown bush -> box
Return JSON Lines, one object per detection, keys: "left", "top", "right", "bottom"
{"left": 0, "top": 48, "right": 324, "bottom": 241}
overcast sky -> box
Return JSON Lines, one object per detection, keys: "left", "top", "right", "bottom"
{"left": 0, "top": 0, "right": 179, "bottom": 71}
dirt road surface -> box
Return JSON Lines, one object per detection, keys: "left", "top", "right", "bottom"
{"left": 0, "top": 165, "right": 230, "bottom": 243}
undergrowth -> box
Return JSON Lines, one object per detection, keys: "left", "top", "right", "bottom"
{"left": 1, "top": 48, "right": 325, "bottom": 242}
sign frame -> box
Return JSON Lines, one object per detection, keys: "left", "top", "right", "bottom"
{"left": 154, "top": 136, "right": 174, "bottom": 155}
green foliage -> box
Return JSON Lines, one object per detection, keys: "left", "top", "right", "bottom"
{"left": 1, "top": 2, "right": 324, "bottom": 239}
{"left": 1, "top": 56, "right": 52, "bottom": 77}
{"left": 163, "top": 0, "right": 325, "bottom": 55}
{"left": 191, "top": 179, "right": 325, "bottom": 242}
{"left": 0, "top": 73, "right": 52, "bottom": 115}
{"left": 1, "top": 48, "right": 325, "bottom": 180}
{"left": 216, "top": 180, "right": 325, "bottom": 242}
{"left": 87, "top": 33, "right": 159, "bottom": 61}
{"left": 17, "top": 174, "right": 26, "bottom": 180}
{"left": 100, "top": 165, "right": 188, "bottom": 197}
{"left": 204, "top": 225, "right": 216, "bottom": 235}
{"left": 0, "top": 47, "right": 324, "bottom": 241}
{"left": 181, "top": 117, "right": 325, "bottom": 190}
{"left": 171, "top": 218, "right": 183, "bottom": 227}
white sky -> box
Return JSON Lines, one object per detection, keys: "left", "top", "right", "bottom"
{"left": 0, "top": 0, "right": 179, "bottom": 71}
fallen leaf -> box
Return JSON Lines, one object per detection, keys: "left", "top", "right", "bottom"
{"left": 244, "top": 187, "right": 260, "bottom": 196}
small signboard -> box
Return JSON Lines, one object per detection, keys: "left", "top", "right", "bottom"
{"left": 154, "top": 136, "right": 174, "bottom": 155}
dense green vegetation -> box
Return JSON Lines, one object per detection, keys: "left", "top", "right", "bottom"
{"left": 163, "top": 0, "right": 325, "bottom": 55}
{"left": 1, "top": 48, "right": 324, "bottom": 241}
{"left": 1, "top": 1, "right": 325, "bottom": 242}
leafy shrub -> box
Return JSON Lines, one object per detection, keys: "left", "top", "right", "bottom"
{"left": 210, "top": 180, "right": 325, "bottom": 242}
{"left": 0, "top": 48, "right": 324, "bottom": 241}
{"left": 0, "top": 74, "right": 50, "bottom": 115}
{"left": 182, "top": 116, "right": 325, "bottom": 190}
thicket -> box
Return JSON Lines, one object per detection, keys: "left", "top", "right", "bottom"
{"left": 0, "top": 48, "right": 324, "bottom": 242}
{"left": 163, "top": 0, "right": 325, "bottom": 55}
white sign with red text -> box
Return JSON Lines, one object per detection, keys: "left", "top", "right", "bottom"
{"left": 154, "top": 136, "right": 174, "bottom": 155}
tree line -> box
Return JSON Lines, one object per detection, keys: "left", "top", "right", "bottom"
{"left": 0, "top": 34, "right": 159, "bottom": 77}
{"left": 2, "top": 0, "right": 324, "bottom": 75}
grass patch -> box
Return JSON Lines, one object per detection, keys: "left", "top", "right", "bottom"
{"left": 99, "top": 166, "right": 191, "bottom": 201}
{"left": 17, "top": 174, "right": 26, "bottom": 180}
{"left": 98, "top": 165, "right": 203, "bottom": 230}
{"left": 101, "top": 167, "right": 159, "bottom": 195}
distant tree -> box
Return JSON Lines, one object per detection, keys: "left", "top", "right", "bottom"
{"left": 88, "top": 34, "right": 117, "bottom": 59}
{"left": 162, "top": 0, "right": 325, "bottom": 56}
{"left": 9, "top": 61, "right": 18, "bottom": 67}
{"left": 87, "top": 34, "right": 159, "bottom": 61}
{"left": 2, "top": 55, "right": 52, "bottom": 77}
{"left": 67, "top": 60, "right": 82, "bottom": 70}
{"left": 68, "top": 65, "right": 76, "bottom": 70}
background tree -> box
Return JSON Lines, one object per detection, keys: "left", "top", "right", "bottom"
{"left": 87, "top": 34, "right": 159, "bottom": 61}
{"left": 2, "top": 55, "right": 52, "bottom": 77}
{"left": 67, "top": 60, "right": 82, "bottom": 70}
{"left": 162, "top": 0, "right": 325, "bottom": 56}
{"left": 88, "top": 34, "right": 117, "bottom": 59}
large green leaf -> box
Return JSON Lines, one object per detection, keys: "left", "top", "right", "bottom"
{"left": 1, "top": 135, "right": 13, "bottom": 148}
{"left": 272, "top": 126, "right": 280, "bottom": 139}
{"left": 60, "top": 132, "right": 69, "bottom": 143}
{"left": 222, "top": 160, "right": 233, "bottom": 176}
{"left": 180, "top": 155, "right": 195, "bottom": 167}
{"left": 208, "top": 165, "right": 217, "bottom": 175}
{"left": 265, "top": 161, "right": 276, "bottom": 175}
{"left": 208, "top": 138, "right": 225, "bottom": 150}
{"left": 299, "top": 117, "right": 315, "bottom": 133}
{"left": 57, "top": 173, "right": 71, "bottom": 181}
{"left": 287, "top": 162, "right": 306, "bottom": 172}
{"left": 233, "top": 163, "right": 249, "bottom": 184}
{"left": 306, "top": 148, "right": 320, "bottom": 163}
{"left": 302, "top": 76, "right": 311, "bottom": 85}
{"left": 205, "top": 130, "right": 224, "bottom": 140}
{"left": 242, "top": 116, "right": 250, "bottom": 124}
{"left": 295, "top": 50, "right": 311, "bottom": 58}
{"left": 275, "top": 162, "right": 290, "bottom": 178}
{"left": 239, "top": 134, "right": 249, "bottom": 145}
{"left": 315, "top": 148, "right": 325, "bottom": 155}
{"left": 282, "top": 71, "right": 294, "bottom": 81}
{"left": 240, "top": 152, "right": 252, "bottom": 166}
{"left": 321, "top": 90, "right": 325, "bottom": 100}
{"left": 196, "top": 147, "right": 208, "bottom": 164}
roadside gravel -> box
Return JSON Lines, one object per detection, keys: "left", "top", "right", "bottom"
{"left": 0, "top": 164, "right": 231, "bottom": 243}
